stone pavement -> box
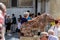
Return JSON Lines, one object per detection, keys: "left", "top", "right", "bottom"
{"left": 5, "top": 33, "right": 20, "bottom": 40}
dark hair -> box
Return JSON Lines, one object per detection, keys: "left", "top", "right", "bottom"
{"left": 55, "top": 20, "right": 58, "bottom": 24}
{"left": 38, "top": 13, "right": 41, "bottom": 15}
{"left": 27, "top": 10, "right": 30, "bottom": 12}
{"left": 12, "top": 14, "right": 15, "bottom": 16}
{"left": 29, "top": 14, "right": 32, "bottom": 17}
{"left": 35, "top": 14, "right": 37, "bottom": 17}
{"left": 19, "top": 15, "right": 22, "bottom": 19}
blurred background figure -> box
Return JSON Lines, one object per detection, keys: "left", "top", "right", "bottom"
{"left": 18, "top": 15, "right": 22, "bottom": 21}
{"left": 6, "top": 15, "right": 12, "bottom": 36}
{"left": 11, "top": 14, "right": 17, "bottom": 33}
{"left": 48, "top": 30, "right": 59, "bottom": 40}
{"left": 17, "top": 19, "right": 21, "bottom": 38}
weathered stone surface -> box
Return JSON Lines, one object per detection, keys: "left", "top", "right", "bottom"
{"left": 50, "top": 0, "right": 60, "bottom": 19}
{"left": 20, "top": 37, "right": 40, "bottom": 40}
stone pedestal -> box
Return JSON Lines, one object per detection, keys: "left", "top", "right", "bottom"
{"left": 50, "top": 0, "right": 60, "bottom": 19}
{"left": 20, "top": 37, "right": 40, "bottom": 40}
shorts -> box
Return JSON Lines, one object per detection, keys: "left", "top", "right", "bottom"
{"left": 6, "top": 23, "right": 11, "bottom": 30}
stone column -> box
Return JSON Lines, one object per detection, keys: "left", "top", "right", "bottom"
{"left": 50, "top": 0, "right": 60, "bottom": 19}
{"left": 41, "top": 0, "right": 46, "bottom": 13}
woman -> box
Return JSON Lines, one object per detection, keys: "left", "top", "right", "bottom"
{"left": 49, "top": 20, "right": 60, "bottom": 36}
{"left": 17, "top": 19, "right": 21, "bottom": 37}
{"left": 40, "top": 32, "right": 48, "bottom": 40}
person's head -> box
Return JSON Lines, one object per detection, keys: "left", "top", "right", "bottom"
{"left": 40, "top": 32, "right": 48, "bottom": 37}
{"left": 55, "top": 20, "right": 58, "bottom": 24}
{"left": 7, "top": 14, "right": 10, "bottom": 18}
{"left": 0, "top": 3, "right": 6, "bottom": 16}
{"left": 7, "top": 15, "right": 10, "bottom": 18}
{"left": 7, "top": 16, "right": 10, "bottom": 18}
{"left": 35, "top": 14, "right": 37, "bottom": 17}
{"left": 23, "top": 12, "right": 29, "bottom": 18}
{"left": 48, "top": 30, "right": 55, "bottom": 35}
{"left": 27, "top": 10, "right": 30, "bottom": 12}
{"left": 40, "top": 32, "right": 48, "bottom": 40}
{"left": 12, "top": 14, "right": 15, "bottom": 16}
{"left": 56, "top": 18, "right": 60, "bottom": 25}
{"left": 29, "top": 14, "right": 32, "bottom": 18}
{"left": 19, "top": 15, "right": 22, "bottom": 18}
{"left": 18, "top": 19, "right": 20, "bottom": 22}
{"left": 38, "top": 13, "right": 41, "bottom": 16}
{"left": 31, "top": 14, "right": 34, "bottom": 18}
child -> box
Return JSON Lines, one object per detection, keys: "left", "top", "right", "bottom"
{"left": 17, "top": 19, "right": 21, "bottom": 37}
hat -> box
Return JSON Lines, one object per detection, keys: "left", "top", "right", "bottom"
{"left": 24, "top": 12, "right": 29, "bottom": 16}
{"left": 41, "top": 32, "right": 48, "bottom": 36}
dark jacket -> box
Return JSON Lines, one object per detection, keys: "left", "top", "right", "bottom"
{"left": 12, "top": 16, "right": 17, "bottom": 24}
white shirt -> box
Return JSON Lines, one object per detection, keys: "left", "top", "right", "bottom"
{"left": 48, "top": 35, "right": 59, "bottom": 40}
{"left": 50, "top": 25, "right": 60, "bottom": 36}
{"left": 18, "top": 22, "right": 21, "bottom": 29}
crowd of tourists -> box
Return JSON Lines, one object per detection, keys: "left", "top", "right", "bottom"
{"left": 5, "top": 10, "right": 40, "bottom": 36}
{"left": 0, "top": 2, "right": 60, "bottom": 40}
{"left": 5, "top": 10, "right": 60, "bottom": 40}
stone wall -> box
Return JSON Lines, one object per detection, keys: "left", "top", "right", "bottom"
{"left": 50, "top": 0, "right": 60, "bottom": 19}
{"left": 0, "top": 0, "right": 11, "bottom": 7}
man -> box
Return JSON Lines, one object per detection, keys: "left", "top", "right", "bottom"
{"left": 12, "top": 14, "right": 17, "bottom": 33}
{"left": 12, "top": 14, "right": 16, "bottom": 24}
{"left": 0, "top": 3, "right": 6, "bottom": 40}
{"left": 48, "top": 30, "right": 59, "bottom": 40}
